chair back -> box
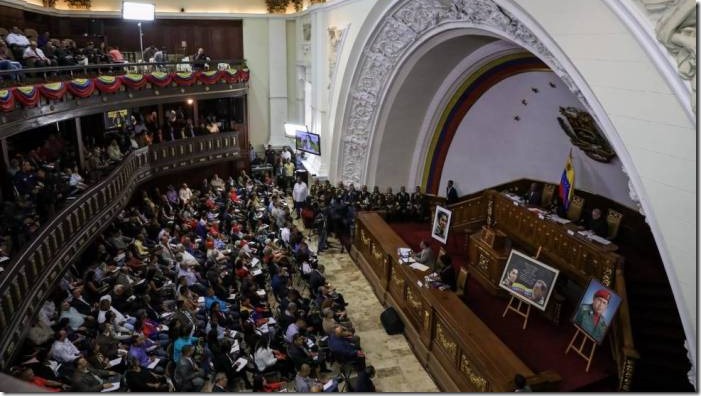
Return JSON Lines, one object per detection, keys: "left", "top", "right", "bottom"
{"left": 606, "top": 208, "right": 623, "bottom": 240}
{"left": 541, "top": 184, "right": 556, "bottom": 207}
{"left": 456, "top": 267, "right": 469, "bottom": 298}
{"left": 24, "top": 28, "right": 38, "bottom": 41}
{"left": 566, "top": 195, "right": 585, "bottom": 222}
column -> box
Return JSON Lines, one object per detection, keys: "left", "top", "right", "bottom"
{"left": 75, "top": 117, "right": 86, "bottom": 170}
{"left": 267, "top": 18, "right": 289, "bottom": 148}
{"left": 311, "top": 9, "right": 329, "bottom": 178}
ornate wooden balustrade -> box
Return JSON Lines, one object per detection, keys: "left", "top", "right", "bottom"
{"left": 0, "top": 133, "right": 240, "bottom": 366}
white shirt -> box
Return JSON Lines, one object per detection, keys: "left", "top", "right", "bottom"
{"left": 179, "top": 187, "right": 192, "bottom": 203}
{"left": 69, "top": 173, "right": 84, "bottom": 186}
{"left": 281, "top": 150, "right": 292, "bottom": 161}
{"left": 5, "top": 32, "right": 30, "bottom": 47}
{"left": 38, "top": 301, "right": 56, "bottom": 327}
{"left": 97, "top": 306, "right": 128, "bottom": 325}
{"left": 23, "top": 46, "right": 48, "bottom": 61}
{"left": 293, "top": 182, "right": 308, "bottom": 203}
{"left": 50, "top": 338, "right": 80, "bottom": 363}
{"left": 280, "top": 227, "right": 290, "bottom": 244}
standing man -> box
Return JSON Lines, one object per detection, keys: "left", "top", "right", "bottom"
{"left": 292, "top": 176, "right": 308, "bottom": 220}
{"left": 283, "top": 159, "right": 296, "bottom": 195}
{"left": 573, "top": 288, "right": 610, "bottom": 343}
{"left": 446, "top": 180, "right": 458, "bottom": 204}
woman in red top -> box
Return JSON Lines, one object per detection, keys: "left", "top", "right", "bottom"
{"left": 252, "top": 374, "right": 286, "bottom": 392}
{"left": 229, "top": 187, "right": 239, "bottom": 203}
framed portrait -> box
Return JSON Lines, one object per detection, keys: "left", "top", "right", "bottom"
{"left": 431, "top": 206, "right": 451, "bottom": 244}
{"left": 499, "top": 249, "right": 560, "bottom": 311}
{"left": 571, "top": 278, "right": 622, "bottom": 344}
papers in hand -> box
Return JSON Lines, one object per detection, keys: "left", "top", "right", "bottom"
{"left": 147, "top": 357, "right": 160, "bottom": 369}
{"left": 197, "top": 296, "right": 205, "bottom": 304}
{"left": 160, "top": 311, "right": 175, "bottom": 319}
{"left": 251, "top": 268, "right": 263, "bottom": 276}
{"left": 250, "top": 257, "right": 261, "bottom": 267}
{"left": 146, "top": 344, "right": 158, "bottom": 352}
{"left": 410, "top": 262, "right": 430, "bottom": 272}
{"left": 230, "top": 339, "right": 240, "bottom": 354}
{"left": 233, "top": 357, "right": 248, "bottom": 372}
{"left": 101, "top": 382, "right": 121, "bottom": 392}
{"left": 227, "top": 293, "right": 237, "bottom": 300}
{"left": 323, "top": 379, "right": 335, "bottom": 391}
{"left": 107, "top": 357, "right": 122, "bottom": 368}
{"left": 256, "top": 289, "right": 266, "bottom": 297}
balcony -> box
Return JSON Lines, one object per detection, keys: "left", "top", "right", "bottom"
{"left": 0, "top": 133, "right": 240, "bottom": 365}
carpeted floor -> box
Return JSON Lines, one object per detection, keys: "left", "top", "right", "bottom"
{"left": 390, "top": 221, "right": 617, "bottom": 392}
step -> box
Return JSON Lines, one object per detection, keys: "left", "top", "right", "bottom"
{"left": 634, "top": 326, "right": 686, "bottom": 345}
{"left": 630, "top": 308, "right": 682, "bottom": 328}
{"left": 636, "top": 342, "right": 690, "bottom": 364}
{"left": 632, "top": 366, "right": 694, "bottom": 392}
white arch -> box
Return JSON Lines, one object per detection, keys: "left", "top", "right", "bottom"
{"left": 334, "top": 0, "right": 695, "bottom": 371}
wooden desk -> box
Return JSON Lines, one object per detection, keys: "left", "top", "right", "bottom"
{"left": 352, "top": 212, "right": 560, "bottom": 392}
{"left": 485, "top": 190, "right": 622, "bottom": 287}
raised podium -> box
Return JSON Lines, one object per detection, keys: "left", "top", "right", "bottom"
{"left": 468, "top": 226, "right": 510, "bottom": 296}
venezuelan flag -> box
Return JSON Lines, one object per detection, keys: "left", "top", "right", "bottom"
{"left": 558, "top": 150, "right": 575, "bottom": 210}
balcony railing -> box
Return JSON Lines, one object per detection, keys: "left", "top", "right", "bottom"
{"left": 0, "top": 133, "right": 240, "bottom": 366}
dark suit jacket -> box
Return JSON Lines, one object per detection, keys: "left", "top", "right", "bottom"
{"left": 174, "top": 357, "right": 203, "bottom": 390}
{"left": 446, "top": 186, "right": 458, "bottom": 204}
{"left": 309, "top": 270, "right": 326, "bottom": 296}
{"left": 70, "top": 297, "right": 93, "bottom": 316}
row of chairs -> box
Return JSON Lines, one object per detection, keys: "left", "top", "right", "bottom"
{"left": 539, "top": 183, "right": 623, "bottom": 240}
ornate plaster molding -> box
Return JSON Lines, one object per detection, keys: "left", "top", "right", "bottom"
{"left": 339, "top": 0, "right": 588, "bottom": 185}
{"left": 328, "top": 24, "right": 350, "bottom": 94}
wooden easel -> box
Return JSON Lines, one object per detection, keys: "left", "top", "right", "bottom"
{"left": 565, "top": 327, "right": 598, "bottom": 372}
{"left": 501, "top": 295, "right": 531, "bottom": 330}
{"left": 501, "top": 246, "right": 543, "bottom": 330}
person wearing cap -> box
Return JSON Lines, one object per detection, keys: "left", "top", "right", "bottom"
{"left": 573, "top": 288, "right": 611, "bottom": 342}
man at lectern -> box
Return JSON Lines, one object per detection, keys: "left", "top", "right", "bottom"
{"left": 573, "top": 288, "right": 610, "bottom": 342}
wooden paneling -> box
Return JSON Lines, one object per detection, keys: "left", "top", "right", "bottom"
{"left": 353, "top": 212, "right": 561, "bottom": 392}
{"left": 0, "top": 5, "right": 243, "bottom": 60}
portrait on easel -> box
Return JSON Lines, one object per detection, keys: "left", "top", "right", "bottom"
{"left": 571, "top": 278, "right": 622, "bottom": 344}
{"left": 499, "top": 249, "right": 559, "bottom": 311}
{"left": 431, "top": 206, "right": 451, "bottom": 244}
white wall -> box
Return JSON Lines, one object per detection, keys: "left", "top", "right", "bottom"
{"left": 441, "top": 71, "right": 637, "bottom": 208}
{"left": 243, "top": 18, "right": 270, "bottom": 147}
{"left": 506, "top": 0, "right": 697, "bottom": 372}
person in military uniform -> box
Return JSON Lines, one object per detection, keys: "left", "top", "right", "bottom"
{"left": 573, "top": 288, "right": 611, "bottom": 343}
{"left": 370, "top": 186, "right": 384, "bottom": 211}
{"left": 411, "top": 186, "right": 425, "bottom": 221}
{"left": 396, "top": 186, "right": 410, "bottom": 222}
{"left": 346, "top": 184, "right": 358, "bottom": 207}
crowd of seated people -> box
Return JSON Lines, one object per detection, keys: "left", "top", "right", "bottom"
{"left": 0, "top": 108, "right": 234, "bottom": 269}
{"left": 0, "top": 25, "right": 227, "bottom": 84}
{"left": 9, "top": 168, "right": 375, "bottom": 392}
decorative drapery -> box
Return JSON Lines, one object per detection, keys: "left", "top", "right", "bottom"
{"left": 0, "top": 69, "right": 250, "bottom": 112}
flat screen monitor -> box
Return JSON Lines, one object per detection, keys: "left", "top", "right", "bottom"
{"left": 122, "top": 1, "right": 155, "bottom": 21}
{"left": 105, "top": 109, "right": 128, "bottom": 130}
{"left": 295, "top": 130, "right": 321, "bottom": 156}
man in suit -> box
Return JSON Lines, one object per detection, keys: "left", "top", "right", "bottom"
{"left": 69, "top": 286, "right": 93, "bottom": 316}
{"left": 446, "top": 180, "right": 458, "bottom": 204}
{"left": 174, "top": 345, "right": 206, "bottom": 392}
{"left": 587, "top": 208, "right": 608, "bottom": 238}
{"left": 573, "top": 288, "right": 611, "bottom": 343}
{"left": 525, "top": 182, "right": 542, "bottom": 206}
{"left": 413, "top": 240, "right": 435, "bottom": 270}
{"left": 212, "top": 372, "right": 228, "bottom": 392}
{"left": 309, "top": 264, "right": 327, "bottom": 299}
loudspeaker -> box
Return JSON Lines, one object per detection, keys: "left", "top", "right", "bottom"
{"left": 380, "top": 307, "right": 404, "bottom": 335}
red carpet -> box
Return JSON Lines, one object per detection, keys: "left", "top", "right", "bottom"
{"left": 390, "top": 222, "right": 616, "bottom": 392}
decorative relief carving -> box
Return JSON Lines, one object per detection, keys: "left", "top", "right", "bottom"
{"left": 360, "top": 229, "right": 371, "bottom": 246}
{"left": 460, "top": 354, "right": 488, "bottom": 392}
{"left": 435, "top": 322, "right": 457, "bottom": 358}
{"left": 371, "top": 243, "right": 383, "bottom": 261}
{"left": 601, "top": 265, "right": 613, "bottom": 287}
{"left": 328, "top": 25, "right": 349, "bottom": 93}
{"left": 391, "top": 270, "right": 404, "bottom": 290}
{"left": 639, "top": 0, "right": 697, "bottom": 111}
{"left": 423, "top": 309, "right": 431, "bottom": 332}
{"left": 557, "top": 107, "right": 616, "bottom": 162}
{"left": 477, "top": 251, "right": 490, "bottom": 273}
{"left": 406, "top": 288, "right": 422, "bottom": 311}
{"left": 620, "top": 357, "right": 636, "bottom": 391}
{"left": 340, "top": 0, "right": 588, "bottom": 184}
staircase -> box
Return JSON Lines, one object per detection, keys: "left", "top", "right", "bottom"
{"left": 625, "top": 256, "right": 694, "bottom": 391}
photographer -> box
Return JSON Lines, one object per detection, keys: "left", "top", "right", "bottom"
{"left": 313, "top": 205, "right": 328, "bottom": 252}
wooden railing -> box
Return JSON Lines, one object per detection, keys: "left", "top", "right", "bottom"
{"left": 0, "top": 133, "right": 240, "bottom": 367}
{"left": 610, "top": 267, "right": 640, "bottom": 391}
{"left": 423, "top": 188, "right": 638, "bottom": 391}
